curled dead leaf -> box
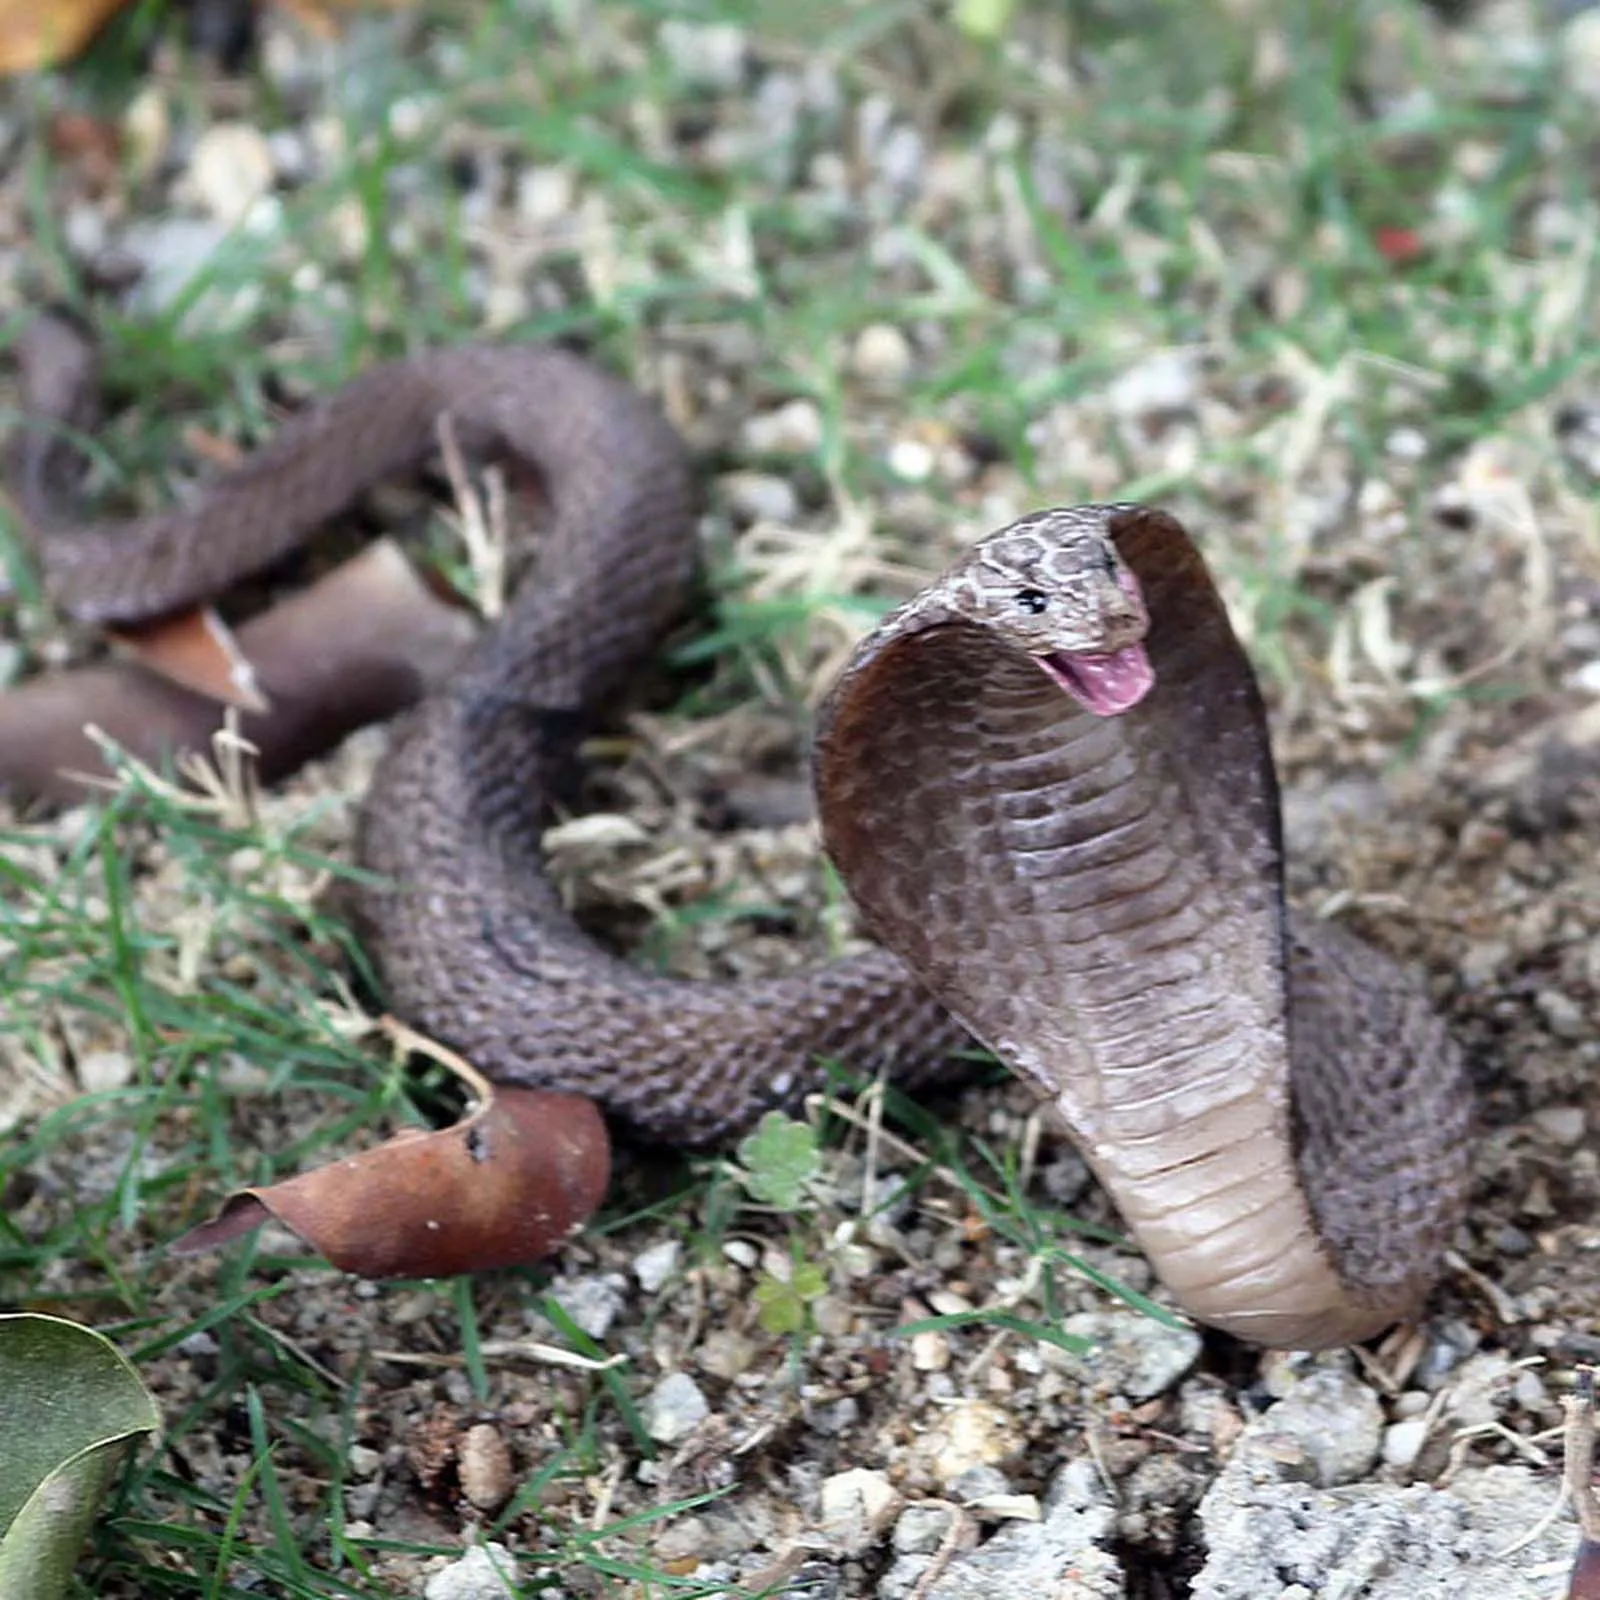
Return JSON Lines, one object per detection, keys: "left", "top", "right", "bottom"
{"left": 0, "top": 0, "right": 417, "bottom": 75}
{"left": 108, "top": 606, "right": 268, "bottom": 712}
{"left": 0, "top": 0, "right": 125, "bottom": 73}
{"left": 172, "top": 1086, "right": 611, "bottom": 1278}
{"left": 0, "top": 539, "right": 476, "bottom": 804}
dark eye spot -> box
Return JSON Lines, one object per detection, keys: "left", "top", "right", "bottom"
{"left": 1098, "top": 545, "right": 1119, "bottom": 577}
{"left": 1015, "top": 588, "right": 1049, "bottom": 615}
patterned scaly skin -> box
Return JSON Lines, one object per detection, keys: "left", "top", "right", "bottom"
{"left": 22, "top": 333, "right": 1471, "bottom": 1347}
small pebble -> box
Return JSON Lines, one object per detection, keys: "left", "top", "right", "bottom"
{"left": 893, "top": 1501, "right": 955, "bottom": 1554}
{"left": 911, "top": 1329, "right": 951, "bottom": 1372}
{"left": 1531, "top": 1103, "right": 1586, "bottom": 1144}
{"left": 186, "top": 122, "right": 275, "bottom": 225}
{"left": 810, "top": 1396, "right": 861, "bottom": 1436}
{"left": 1385, "top": 426, "right": 1429, "bottom": 460}
{"left": 1382, "top": 1418, "right": 1430, "bottom": 1469}
{"left": 265, "top": 129, "right": 311, "bottom": 187}
{"left": 516, "top": 165, "right": 575, "bottom": 224}
{"left": 851, "top": 322, "right": 913, "bottom": 391}
{"left": 1535, "top": 992, "right": 1586, "bottom": 1043}
{"left": 933, "top": 1400, "right": 1022, "bottom": 1484}
{"left": 887, "top": 437, "right": 935, "bottom": 481}
{"left": 742, "top": 399, "right": 823, "bottom": 456}
{"left": 820, "top": 1467, "right": 902, "bottom": 1555}
{"left": 76, "top": 1050, "right": 132, "bottom": 1094}
{"left": 1107, "top": 350, "right": 1199, "bottom": 419}
{"left": 659, "top": 20, "right": 748, "bottom": 91}
{"left": 1059, "top": 1311, "right": 1202, "bottom": 1402}
{"left": 952, "top": 1463, "right": 1013, "bottom": 1503}
{"left": 122, "top": 85, "right": 170, "bottom": 178}
{"left": 387, "top": 95, "right": 433, "bottom": 141}
{"left": 633, "top": 1238, "right": 682, "bottom": 1294}
{"left": 423, "top": 1544, "right": 519, "bottom": 1600}
{"left": 543, "top": 1272, "right": 628, "bottom": 1340}
{"left": 122, "top": 218, "right": 231, "bottom": 313}
{"left": 1512, "top": 1369, "right": 1547, "bottom": 1408}
{"left": 720, "top": 470, "right": 799, "bottom": 524}
{"left": 698, "top": 1329, "right": 756, "bottom": 1379}
{"left": 646, "top": 1373, "right": 710, "bottom": 1444}
{"left": 1564, "top": 9, "right": 1600, "bottom": 104}
{"left": 653, "top": 1517, "right": 710, "bottom": 1562}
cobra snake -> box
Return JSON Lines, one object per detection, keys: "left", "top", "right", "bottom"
{"left": 8, "top": 330, "right": 1472, "bottom": 1349}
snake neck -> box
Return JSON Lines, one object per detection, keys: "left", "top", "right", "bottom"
{"left": 816, "top": 507, "right": 1469, "bottom": 1347}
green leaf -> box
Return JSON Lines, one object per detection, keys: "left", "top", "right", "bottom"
{"left": 735, "top": 1112, "right": 821, "bottom": 1212}
{"left": 753, "top": 1277, "right": 805, "bottom": 1336}
{"left": 789, "top": 1262, "right": 828, "bottom": 1301}
{"left": 753, "top": 1263, "right": 827, "bottom": 1337}
{"left": 894, "top": 1308, "right": 1093, "bottom": 1358}
{"left": 953, "top": 0, "right": 1018, "bottom": 41}
{"left": 0, "top": 1313, "right": 160, "bottom": 1600}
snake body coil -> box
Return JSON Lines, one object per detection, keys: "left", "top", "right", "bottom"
{"left": 14, "top": 335, "right": 1472, "bottom": 1348}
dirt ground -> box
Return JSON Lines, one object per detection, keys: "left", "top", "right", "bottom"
{"left": 2, "top": 3, "right": 1599, "bottom": 1597}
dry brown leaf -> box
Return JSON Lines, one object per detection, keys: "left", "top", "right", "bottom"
{"left": 0, "top": 0, "right": 125, "bottom": 73}
{"left": 0, "top": 0, "right": 415, "bottom": 75}
{"left": 0, "top": 538, "right": 476, "bottom": 804}
{"left": 273, "top": 0, "right": 413, "bottom": 40}
{"left": 46, "top": 109, "right": 123, "bottom": 190}
{"left": 108, "top": 606, "right": 269, "bottom": 713}
{"left": 171, "top": 1084, "right": 612, "bottom": 1279}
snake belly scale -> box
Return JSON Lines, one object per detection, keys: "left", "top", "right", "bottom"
{"left": 15, "top": 336, "right": 1472, "bottom": 1349}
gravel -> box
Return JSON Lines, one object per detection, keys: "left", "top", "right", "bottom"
{"left": 4, "top": 3, "right": 1598, "bottom": 1596}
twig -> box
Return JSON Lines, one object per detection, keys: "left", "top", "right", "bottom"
{"left": 907, "top": 1500, "right": 977, "bottom": 1600}
{"left": 437, "top": 413, "right": 507, "bottom": 620}
{"left": 1567, "top": 1369, "right": 1599, "bottom": 1543}
{"left": 1565, "top": 1369, "right": 1600, "bottom": 1599}
{"left": 370, "top": 1341, "right": 628, "bottom": 1373}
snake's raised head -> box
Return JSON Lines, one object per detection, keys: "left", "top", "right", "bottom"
{"left": 951, "top": 506, "right": 1155, "bottom": 717}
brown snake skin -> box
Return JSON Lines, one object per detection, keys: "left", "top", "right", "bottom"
{"left": 11, "top": 330, "right": 1472, "bottom": 1348}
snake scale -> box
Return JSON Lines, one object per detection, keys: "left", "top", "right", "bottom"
{"left": 10, "top": 331, "right": 1472, "bottom": 1348}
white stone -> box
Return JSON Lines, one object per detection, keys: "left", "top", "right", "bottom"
{"left": 76, "top": 1050, "right": 132, "bottom": 1094}
{"left": 1107, "top": 350, "right": 1199, "bottom": 419}
{"left": 645, "top": 1373, "right": 710, "bottom": 1444}
{"left": 1564, "top": 9, "right": 1600, "bottom": 104}
{"left": 186, "top": 122, "right": 275, "bottom": 225}
{"left": 1382, "top": 1418, "right": 1429, "bottom": 1470}
{"left": 659, "top": 21, "right": 748, "bottom": 91}
{"left": 887, "top": 438, "right": 935, "bottom": 481}
{"left": 1058, "top": 1311, "right": 1202, "bottom": 1402}
{"left": 633, "top": 1238, "right": 682, "bottom": 1294}
{"left": 543, "top": 1272, "right": 628, "bottom": 1340}
{"left": 932, "top": 1400, "right": 1021, "bottom": 1485}
{"left": 851, "top": 322, "right": 912, "bottom": 390}
{"left": 423, "top": 1543, "right": 520, "bottom": 1600}
{"left": 719, "top": 470, "right": 798, "bottom": 525}
{"left": 911, "top": 1329, "right": 951, "bottom": 1372}
{"left": 820, "top": 1467, "right": 902, "bottom": 1555}
{"left": 742, "top": 400, "right": 823, "bottom": 456}
{"left": 515, "top": 165, "right": 575, "bottom": 225}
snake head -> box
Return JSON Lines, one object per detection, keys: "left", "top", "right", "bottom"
{"left": 949, "top": 506, "right": 1155, "bottom": 716}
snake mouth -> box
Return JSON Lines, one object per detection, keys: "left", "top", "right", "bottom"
{"left": 1038, "top": 643, "right": 1155, "bottom": 717}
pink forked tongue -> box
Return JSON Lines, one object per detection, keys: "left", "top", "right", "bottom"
{"left": 1040, "top": 643, "right": 1155, "bottom": 716}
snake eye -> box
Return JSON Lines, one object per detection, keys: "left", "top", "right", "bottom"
{"left": 1014, "top": 588, "right": 1049, "bottom": 615}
